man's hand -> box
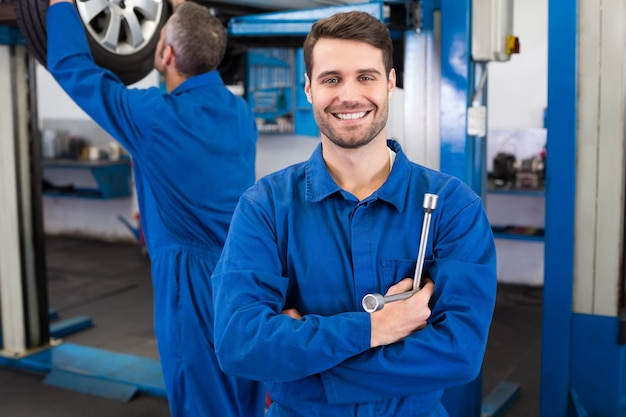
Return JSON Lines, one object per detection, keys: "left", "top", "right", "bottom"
{"left": 169, "top": 0, "right": 185, "bottom": 8}
{"left": 50, "top": 0, "right": 74, "bottom": 6}
{"left": 282, "top": 308, "right": 302, "bottom": 320}
{"left": 369, "top": 278, "right": 434, "bottom": 348}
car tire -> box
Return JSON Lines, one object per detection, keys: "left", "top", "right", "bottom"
{"left": 15, "top": 0, "right": 170, "bottom": 85}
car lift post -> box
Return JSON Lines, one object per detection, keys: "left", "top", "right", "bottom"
{"left": 0, "top": 26, "right": 50, "bottom": 357}
{"left": 0, "top": 27, "right": 166, "bottom": 402}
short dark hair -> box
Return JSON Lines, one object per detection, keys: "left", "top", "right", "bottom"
{"left": 302, "top": 11, "right": 393, "bottom": 78}
{"left": 165, "top": 2, "right": 227, "bottom": 77}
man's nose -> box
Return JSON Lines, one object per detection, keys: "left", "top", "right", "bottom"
{"left": 338, "top": 80, "right": 359, "bottom": 101}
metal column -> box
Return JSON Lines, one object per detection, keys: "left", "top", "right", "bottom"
{"left": 400, "top": 12, "right": 441, "bottom": 172}
{"left": 0, "top": 34, "right": 50, "bottom": 357}
{"left": 543, "top": 0, "right": 626, "bottom": 415}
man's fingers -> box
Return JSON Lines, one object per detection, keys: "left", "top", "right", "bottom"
{"left": 419, "top": 278, "right": 434, "bottom": 296}
{"left": 50, "top": 0, "right": 74, "bottom": 6}
{"left": 369, "top": 277, "right": 434, "bottom": 347}
{"left": 282, "top": 308, "right": 302, "bottom": 320}
{"left": 385, "top": 277, "right": 414, "bottom": 296}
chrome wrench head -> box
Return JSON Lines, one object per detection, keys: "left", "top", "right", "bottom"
{"left": 423, "top": 193, "right": 438, "bottom": 211}
{"left": 362, "top": 293, "right": 385, "bottom": 313}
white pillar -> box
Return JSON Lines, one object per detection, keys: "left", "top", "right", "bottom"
{"left": 574, "top": 0, "right": 626, "bottom": 316}
{"left": 400, "top": 18, "right": 441, "bottom": 171}
{"left": 0, "top": 44, "right": 49, "bottom": 356}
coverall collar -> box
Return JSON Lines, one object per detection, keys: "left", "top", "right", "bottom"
{"left": 305, "top": 139, "right": 409, "bottom": 211}
{"left": 170, "top": 70, "right": 224, "bottom": 95}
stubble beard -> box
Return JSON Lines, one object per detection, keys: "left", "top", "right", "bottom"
{"left": 315, "top": 103, "right": 388, "bottom": 150}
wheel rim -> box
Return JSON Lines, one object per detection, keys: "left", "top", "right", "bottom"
{"left": 76, "top": 0, "right": 165, "bottom": 56}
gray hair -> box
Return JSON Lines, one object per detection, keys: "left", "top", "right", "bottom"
{"left": 164, "top": 2, "right": 227, "bottom": 77}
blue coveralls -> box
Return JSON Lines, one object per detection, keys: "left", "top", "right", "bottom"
{"left": 47, "top": 4, "right": 265, "bottom": 417}
{"left": 212, "top": 140, "right": 497, "bottom": 417}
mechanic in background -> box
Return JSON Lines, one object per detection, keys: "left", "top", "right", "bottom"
{"left": 46, "top": 1, "right": 265, "bottom": 416}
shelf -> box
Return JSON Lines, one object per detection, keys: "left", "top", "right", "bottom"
{"left": 491, "top": 225, "right": 545, "bottom": 242}
{"left": 487, "top": 179, "right": 545, "bottom": 196}
{"left": 246, "top": 48, "right": 294, "bottom": 124}
{"left": 42, "top": 159, "right": 129, "bottom": 168}
{"left": 248, "top": 53, "right": 291, "bottom": 68}
{"left": 487, "top": 180, "right": 545, "bottom": 241}
{"left": 488, "top": 187, "right": 544, "bottom": 197}
{"left": 42, "top": 159, "right": 132, "bottom": 199}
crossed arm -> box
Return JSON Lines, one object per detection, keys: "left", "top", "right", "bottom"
{"left": 282, "top": 277, "right": 435, "bottom": 348}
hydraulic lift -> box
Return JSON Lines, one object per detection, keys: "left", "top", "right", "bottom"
{"left": 543, "top": 0, "right": 626, "bottom": 415}
{"left": 0, "top": 25, "right": 50, "bottom": 360}
{"left": 0, "top": 26, "right": 166, "bottom": 401}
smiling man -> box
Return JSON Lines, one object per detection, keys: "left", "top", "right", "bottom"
{"left": 212, "top": 10, "right": 497, "bottom": 417}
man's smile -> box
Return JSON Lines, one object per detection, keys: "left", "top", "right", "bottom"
{"left": 333, "top": 110, "right": 370, "bottom": 120}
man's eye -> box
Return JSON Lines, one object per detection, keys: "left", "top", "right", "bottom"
{"left": 360, "top": 76, "right": 374, "bottom": 81}
{"left": 323, "top": 78, "right": 339, "bottom": 84}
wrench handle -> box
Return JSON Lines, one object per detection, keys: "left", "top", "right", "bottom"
{"left": 412, "top": 212, "right": 431, "bottom": 290}
{"left": 413, "top": 193, "right": 438, "bottom": 290}
{"left": 362, "top": 193, "right": 438, "bottom": 312}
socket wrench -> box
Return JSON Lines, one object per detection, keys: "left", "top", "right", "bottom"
{"left": 362, "top": 193, "right": 438, "bottom": 313}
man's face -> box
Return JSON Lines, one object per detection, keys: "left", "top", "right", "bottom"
{"left": 305, "top": 38, "right": 395, "bottom": 150}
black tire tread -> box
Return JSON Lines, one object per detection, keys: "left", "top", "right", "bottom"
{"left": 14, "top": 0, "right": 48, "bottom": 67}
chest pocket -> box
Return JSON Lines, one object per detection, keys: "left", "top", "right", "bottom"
{"left": 381, "top": 256, "right": 435, "bottom": 284}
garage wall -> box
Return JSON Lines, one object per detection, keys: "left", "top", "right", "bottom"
{"left": 487, "top": 0, "right": 548, "bottom": 130}
{"left": 36, "top": 65, "right": 159, "bottom": 242}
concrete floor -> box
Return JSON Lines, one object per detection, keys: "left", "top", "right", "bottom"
{"left": 0, "top": 236, "right": 169, "bottom": 417}
{"left": 0, "top": 234, "right": 542, "bottom": 416}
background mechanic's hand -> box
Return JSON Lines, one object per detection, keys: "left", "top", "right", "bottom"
{"left": 169, "top": 0, "right": 185, "bottom": 8}
{"left": 369, "top": 278, "right": 434, "bottom": 348}
{"left": 50, "top": 0, "right": 73, "bottom": 6}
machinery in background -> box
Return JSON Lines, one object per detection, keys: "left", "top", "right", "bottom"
{"left": 491, "top": 146, "right": 546, "bottom": 189}
{"left": 515, "top": 150, "right": 546, "bottom": 189}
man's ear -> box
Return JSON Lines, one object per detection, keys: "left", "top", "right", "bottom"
{"left": 162, "top": 44, "right": 175, "bottom": 67}
{"left": 304, "top": 73, "right": 312, "bottom": 104}
{"left": 387, "top": 68, "right": 396, "bottom": 100}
